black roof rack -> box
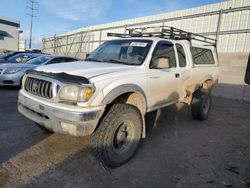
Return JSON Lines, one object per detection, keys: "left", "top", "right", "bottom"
{"left": 107, "top": 26, "right": 217, "bottom": 46}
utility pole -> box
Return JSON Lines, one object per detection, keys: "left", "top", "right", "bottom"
{"left": 27, "top": 0, "right": 38, "bottom": 49}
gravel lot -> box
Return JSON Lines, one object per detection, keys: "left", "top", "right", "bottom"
{"left": 0, "top": 87, "right": 250, "bottom": 188}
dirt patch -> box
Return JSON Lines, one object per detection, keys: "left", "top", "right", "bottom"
{"left": 0, "top": 88, "right": 250, "bottom": 187}
{"left": 0, "top": 169, "right": 9, "bottom": 187}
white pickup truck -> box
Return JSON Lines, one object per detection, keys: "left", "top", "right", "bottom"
{"left": 18, "top": 27, "right": 219, "bottom": 167}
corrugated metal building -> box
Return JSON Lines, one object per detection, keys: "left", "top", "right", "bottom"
{"left": 43, "top": 0, "right": 250, "bottom": 57}
{"left": 0, "top": 16, "right": 21, "bottom": 52}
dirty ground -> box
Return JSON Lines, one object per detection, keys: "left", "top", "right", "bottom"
{"left": 0, "top": 87, "right": 250, "bottom": 188}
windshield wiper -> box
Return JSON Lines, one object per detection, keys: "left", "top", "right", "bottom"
{"left": 102, "top": 59, "right": 133, "bottom": 65}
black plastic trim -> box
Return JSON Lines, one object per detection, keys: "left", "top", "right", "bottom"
{"left": 26, "top": 70, "right": 90, "bottom": 85}
{"left": 102, "top": 84, "right": 147, "bottom": 105}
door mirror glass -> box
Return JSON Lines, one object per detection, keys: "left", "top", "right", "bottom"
{"left": 152, "top": 57, "right": 170, "bottom": 69}
{"left": 85, "top": 53, "right": 90, "bottom": 59}
{"left": 245, "top": 54, "right": 250, "bottom": 85}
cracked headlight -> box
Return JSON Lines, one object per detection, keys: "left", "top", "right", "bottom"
{"left": 4, "top": 68, "right": 23, "bottom": 74}
{"left": 59, "top": 85, "right": 94, "bottom": 102}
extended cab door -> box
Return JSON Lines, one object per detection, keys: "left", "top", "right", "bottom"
{"left": 175, "top": 43, "right": 191, "bottom": 99}
{"left": 147, "top": 41, "right": 181, "bottom": 110}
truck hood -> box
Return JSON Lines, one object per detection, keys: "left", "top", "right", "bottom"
{"left": 35, "top": 61, "right": 135, "bottom": 79}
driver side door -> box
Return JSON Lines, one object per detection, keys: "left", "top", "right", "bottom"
{"left": 147, "top": 41, "right": 181, "bottom": 110}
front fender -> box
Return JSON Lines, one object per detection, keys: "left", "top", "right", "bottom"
{"left": 102, "top": 84, "right": 147, "bottom": 105}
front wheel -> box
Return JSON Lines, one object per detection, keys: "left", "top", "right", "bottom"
{"left": 191, "top": 89, "right": 211, "bottom": 121}
{"left": 91, "top": 103, "right": 142, "bottom": 168}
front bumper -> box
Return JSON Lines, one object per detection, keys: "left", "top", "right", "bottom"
{"left": 0, "top": 72, "right": 23, "bottom": 86}
{"left": 18, "top": 90, "right": 105, "bottom": 136}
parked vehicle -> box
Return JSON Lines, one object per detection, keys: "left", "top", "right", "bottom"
{"left": 0, "top": 53, "right": 43, "bottom": 64}
{"left": 18, "top": 27, "right": 219, "bottom": 167}
{"left": 0, "top": 50, "right": 45, "bottom": 60}
{"left": 0, "top": 52, "right": 13, "bottom": 59}
{"left": 0, "top": 55, "right": 79, "bottom": 86}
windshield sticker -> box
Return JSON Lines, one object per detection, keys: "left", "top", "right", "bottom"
{"left": 130, "top": 42, "right": 148, "bottom": 47}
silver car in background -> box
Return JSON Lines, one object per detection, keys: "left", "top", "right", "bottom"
{"left": 0, "top": 53, "right": 42, "bottom": 64}
{"left": 0, "top": 55, "right": 79, "bottom": 86}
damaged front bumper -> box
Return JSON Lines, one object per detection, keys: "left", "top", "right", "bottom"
{"left": 18, "top": 90, "right": 105, "bottom": 136}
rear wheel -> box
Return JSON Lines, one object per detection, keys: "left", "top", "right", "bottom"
{"left": 191, "top": 89, "right": 211, "bottom": 120}
{"left": 91, "top": 103, "right": 142, "bottom": 168}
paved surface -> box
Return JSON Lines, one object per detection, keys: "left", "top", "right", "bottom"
{"left": 0, "top": 87, "right": 250, "bottom": 188}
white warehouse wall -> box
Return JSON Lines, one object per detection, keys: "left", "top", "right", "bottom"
{"left": 0, "top": 16, "right": 20, "bottom": 52}
{"left": 42, "top": 0, "right": 250, "bottom": 56}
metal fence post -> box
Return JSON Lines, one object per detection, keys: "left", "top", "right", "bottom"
{"left": 215, "top": 9, "right": 223, "bottom": 47}
{"left": 99, "top": 28, "right": 102, "bottom": 45}
{"left": 53, "top": 35, "right": 56, "bottom": 54}
{"left": 162, "top": 19, "right": 165, "bottom": 27}
{"left": 66, "top": 35, "right": 69, "bottom": 54}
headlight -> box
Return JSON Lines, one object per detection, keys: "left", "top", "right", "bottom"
{"left": 59, "top": 85, "right": 94, "bottom": 102}
{"left": 4, "top": 68, "right": 22, "bottom": 74}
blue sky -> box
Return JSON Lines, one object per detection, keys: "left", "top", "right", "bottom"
{"left": 0, "top": 0, "right": 225, "bottom": 49}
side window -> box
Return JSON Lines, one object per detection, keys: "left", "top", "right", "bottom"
{"left": 47, "top": 58, "right": 65, "bottom": 65}
{"left": 16, "top": 55, "right": 30, "bottom": 63}
{"left": 150, "top": 42, "right": 176, "bottom": 68}
{"left": 66, "top": 58, "right": 78, "bottom": 62}
{"left": 191, "top": 47, "right": 215, "bottom": 65}
{"left": 176, "top": 44, "right": 186, "bottom": 67}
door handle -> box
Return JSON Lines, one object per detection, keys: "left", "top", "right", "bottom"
{"left": 175, "top": 73, "right": 180, "bottom": 78}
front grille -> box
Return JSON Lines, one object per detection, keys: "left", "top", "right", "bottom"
{"left": 3, "top": 80, "right": 14, "bottom": 84}
{"left": 24, "top": 77, "right": 53, "bottom": 99}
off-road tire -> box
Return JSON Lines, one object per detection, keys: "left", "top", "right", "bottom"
{"left": 191, "top": 89, "right": 211, "bottom": 121}
{"left": 91, "top": 103, "right": 142, "bottom": 168}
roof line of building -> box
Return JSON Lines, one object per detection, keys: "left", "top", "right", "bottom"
{"left": 0, "top": 16, "right": 20, "bottom": 28}
{"left": 44, "top": 5, "right": 250, "bottom": 40}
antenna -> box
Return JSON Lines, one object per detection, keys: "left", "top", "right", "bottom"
{"left": 26, "top": 0, "right": 38, "bottom": 49}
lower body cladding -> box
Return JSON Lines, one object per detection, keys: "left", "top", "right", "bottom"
{"left": 0, "top": 72, "right": 23, "bottom": 86}
{"left": 18, "top": 90, "right": 105, "bottom": 136}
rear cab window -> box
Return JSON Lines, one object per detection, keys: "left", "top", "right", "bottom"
{"left": 191, "top": 47, "right": 215, "bottom": 65}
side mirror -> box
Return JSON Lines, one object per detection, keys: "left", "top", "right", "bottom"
{"left": 245, "top": 54, "right": 250, "bottom": 85}
{"left": 152, "top": 57, "right": 170, "bottom": 69}
{"left": 85, "top": 53, "right": 90, "bottom": 59}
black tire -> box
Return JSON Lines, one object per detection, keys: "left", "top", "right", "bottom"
{"left": 91, "top": 103, "right": 142, "bottom": 168}
{"left": 191, "top": 89, "right": 211, "bottom": 121}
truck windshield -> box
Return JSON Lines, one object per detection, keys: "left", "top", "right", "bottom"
{"left": 86, "top": 39, "right": 152, "bottom": 65}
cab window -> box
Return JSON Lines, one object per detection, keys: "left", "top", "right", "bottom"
{"left": 176, "top": 44, "right": 187, "bottom": 67}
